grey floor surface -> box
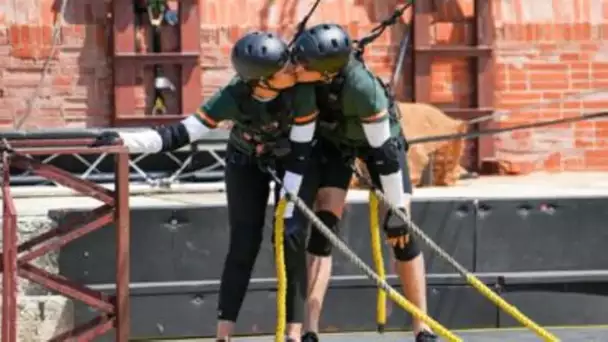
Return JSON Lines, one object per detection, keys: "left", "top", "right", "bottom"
{"left": 154, "top": 326, "right": 608, "bottom": 341}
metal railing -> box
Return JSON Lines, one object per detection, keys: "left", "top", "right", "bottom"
{"left": 0, "top": 137, "right": 131, "bottom": 341}
{"left": 0, "top": 128, "right": 229, "bottom": 188}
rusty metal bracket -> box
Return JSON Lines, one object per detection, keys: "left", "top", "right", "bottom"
{"left": 0, "top": 138, "right": 131, "bottom": 342}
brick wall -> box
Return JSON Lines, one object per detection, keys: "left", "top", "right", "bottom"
{"left": 1, "top": 0, "right": 607, "bottom": 171}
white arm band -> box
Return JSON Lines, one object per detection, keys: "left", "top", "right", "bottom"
{"left": 280, "top": 171, "right": 303, "bottom": 219}
{"left": 361, "top": 119, "right": 407, "bottom": 208}
{"left": 118, "top": 130, "right": 163, "bottom": 154}
{"left": 182, "top": 115, "right": 212, "bottom": 142}
{"left": 289, "top": 121, "right": 316, "bottom": 143}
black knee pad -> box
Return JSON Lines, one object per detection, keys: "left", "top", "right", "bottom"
{"left": 306, "top": 210, "right": 339, "bottom": 256}
{"left": 369, "top": 137, "right": 401, "bottom": 175}
{"left": 391, "top": 235, "right": 421, "bottom": 262}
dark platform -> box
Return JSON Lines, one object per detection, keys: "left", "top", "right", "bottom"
{"left": 51, "top": 193, "right": 608, "bottom": 340}
{"left": 193, "top": 326, "right": 608, "bottom": 341}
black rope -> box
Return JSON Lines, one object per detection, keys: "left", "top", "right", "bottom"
{"left": 388, "top": 20, "right": 412, "bottom": 92}
{"left": 354, "top": 0, "right": 413, "bottom": 56}
{"left": 288, "top": 0, "right": 323, "bottom": 47}
{"left": 408, "top": 110, "right": 608, "bottom": 145}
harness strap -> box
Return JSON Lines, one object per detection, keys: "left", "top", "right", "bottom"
{"left": 227, "top": 81, "right": 294, "bottom": 156}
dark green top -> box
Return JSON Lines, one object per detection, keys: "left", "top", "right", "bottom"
{"left": 316, "top": 58, "right": 401, "bottom": 147}
{"left": 196, "top": 78, "right": 318, "bottom": 154}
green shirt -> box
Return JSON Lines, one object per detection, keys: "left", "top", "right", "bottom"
{"left": 316, "top": 58, "right": 401, "bottom": 147}
{"left": 196, "top": 78, "right": 318, "bottom": 154}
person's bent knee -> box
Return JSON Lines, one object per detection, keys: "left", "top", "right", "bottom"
{"left": 307, "top": 210, "right": 339, "bottom": 256}
{"left": 315, "top": 187, "right": 347, "bottom": 217}
{"left": 392, "top": 235, "right": 421, "bottom": 262}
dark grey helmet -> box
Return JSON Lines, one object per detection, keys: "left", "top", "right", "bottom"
{"left": 291, "top": 23, "right": 352, "bottom": 74}
{"left": 231, "top": 31, "right": 290, "bottom": 81}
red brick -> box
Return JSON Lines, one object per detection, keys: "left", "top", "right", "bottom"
{"left": 0, "top": 0, "right": 606, "bottom": 171}
{"left": 9, "top": 25, "right": 58, "bottom": 60}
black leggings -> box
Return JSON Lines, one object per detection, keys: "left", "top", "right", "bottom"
{"left": 217, "top": 143, "right": 315, "bottom": 323}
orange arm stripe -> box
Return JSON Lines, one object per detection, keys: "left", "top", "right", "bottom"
{"left": 361, "top": 110, "right": 388, "bottom": 123}
{"left": 195, "top": 108, "right": 219, "bottom": 128}
{"left": 293, "top": 111, "right": 318, "bottom": 125}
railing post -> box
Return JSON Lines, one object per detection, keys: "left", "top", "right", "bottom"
{"left": 2, "top": 152, "right": 18, "bottom": 342}
{"left": 114, "top": 151, "right": 131, "bottom": 341}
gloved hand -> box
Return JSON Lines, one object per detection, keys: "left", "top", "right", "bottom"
{"left": 383, "top": 208, "right": 410, "bottom": 249}
{"left": 91, "top": 131, "right": 121, "bottom": 147}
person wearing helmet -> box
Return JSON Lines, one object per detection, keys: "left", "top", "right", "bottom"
{"left": 291, "top": 24, "right": 437, "bottom": 342}
{"left": 93, "top": 31, "right": 319, "bottom": 341}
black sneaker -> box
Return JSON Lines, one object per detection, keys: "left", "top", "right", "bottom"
{"left": 302, "top": 331, "right": 319, "bottom": 342}
{"left": 415, "top": 330, "right": 438, "bottom": 342}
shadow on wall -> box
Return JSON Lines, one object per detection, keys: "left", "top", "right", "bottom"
{"left": 51, "top": 0, "right": 112, "bottom": 127}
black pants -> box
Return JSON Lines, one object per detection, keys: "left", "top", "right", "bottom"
{"left": 304, "top": 135, "right": 413, "bottom": 254}
{"left": 315, "top": 135, "right": 412, "bottom": 193}
{"left": 217, "top": 143, "right": 317, "bottom": 323}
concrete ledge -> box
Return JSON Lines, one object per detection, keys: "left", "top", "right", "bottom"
{"left": 1, "top": 182, "right": 226, "bottom": 199}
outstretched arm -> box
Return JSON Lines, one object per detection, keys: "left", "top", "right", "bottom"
{"left": 96, "top": 87, "right": 238, "bottom": 153}
{"left": 118, "top": 112, "right": 214, "bottom": 154}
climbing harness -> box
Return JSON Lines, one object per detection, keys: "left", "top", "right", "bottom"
{"left": 226, "top": 82, "right": 295, "bottom": 161}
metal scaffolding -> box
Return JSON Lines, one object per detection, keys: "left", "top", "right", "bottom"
{"left": 1, "top": 137, "right": 131, "bottom": 342}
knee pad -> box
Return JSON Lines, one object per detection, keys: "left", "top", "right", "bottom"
{"left": 369, "top": 137, "right": 401, "bottom": 175}
{"left": 306, "top": 210, "right": 339, "bottom": 256}
{"left": 391, "top": 234, "right": 421, "bottom": 262}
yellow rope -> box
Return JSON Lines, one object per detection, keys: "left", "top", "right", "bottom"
{"left": 365, "top": 187, "right": 560, "bottom": 342}
{"left": 274, "top": 199, "right": 288, "bottom": 342}
{"left": 466, "top": 276, "right": 561, "bottom": 342}
{"left": 369, "top": 191, "right": 387, "bottom": 332}
{"left": 282, "top": 191, "right": 462, "bottom": 341}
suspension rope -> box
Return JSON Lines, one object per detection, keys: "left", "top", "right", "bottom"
{"left": 354, "top": 0, "right": 413, "bottom": 57}
{"left": 349, "top": 166, "right": 560, "bottom": 342}
{"left": 288, "top": 0, "right": 323, "bottom": 47}
{"left": 14, "top": 0, "right": 69, "bottom": 130}
{"left": 409, "top": 110, "right": 608, "bottom": 145}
